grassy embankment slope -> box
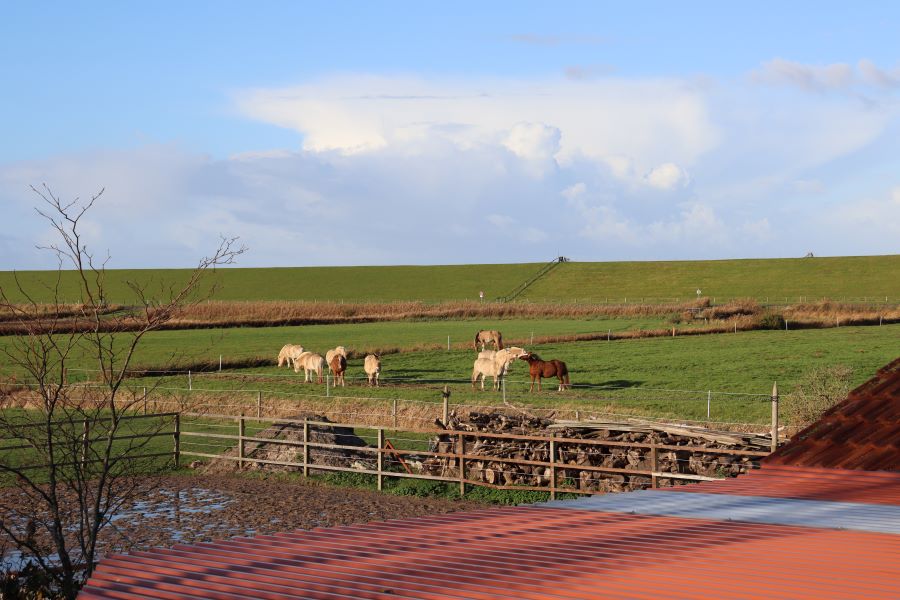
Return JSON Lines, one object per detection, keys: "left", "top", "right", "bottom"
{"left": 1, "top": 255, "right": 898, "bottom": 304}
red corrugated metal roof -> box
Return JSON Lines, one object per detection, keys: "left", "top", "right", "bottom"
{"left": 664, "top": 465, "right": 900, "bottom": 505}
{"left": 81, "top": 505, "right": 900, "bottom": 599}
{"left": 766, "top": 356, "right": 900, "bottom": 470}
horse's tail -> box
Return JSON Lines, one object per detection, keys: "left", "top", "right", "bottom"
{"left": 474, "top": 331, "right": 480, "bottom": 350}
{"left": 496, "top": 331, "right": 504, "bottom": 350}
{"left": 559, "top": 361, "right": 570, "bottom": 389}
{"left": 471, "top": 367, "right": 479, "bottom": 389}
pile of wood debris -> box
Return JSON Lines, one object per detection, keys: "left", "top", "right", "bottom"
{"left": 202, "top": 414, "right": 374, "bottom": 474}
{"left": 423, "top": 411, "right": 773, "bottom": 493}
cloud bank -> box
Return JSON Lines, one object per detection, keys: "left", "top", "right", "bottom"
{"left": 2, "top": 66, "right": 899, "bottom": 269}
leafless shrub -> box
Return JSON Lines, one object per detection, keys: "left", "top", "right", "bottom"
{"left": 0, "top": 184, "right": 244, "bottom": 598}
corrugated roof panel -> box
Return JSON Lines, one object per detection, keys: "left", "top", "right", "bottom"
{"left": 665, "top": 466, "right": 900, "bottom": 504}
{"left": 82, "top": 506, "right": 900, "bottom": 599}
{"left": 766, "top": 356, "right": 900, "bottom": 471}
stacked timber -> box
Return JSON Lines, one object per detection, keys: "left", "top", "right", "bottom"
{"left": 423, "top": 412, "right": 772, "bottom": 493}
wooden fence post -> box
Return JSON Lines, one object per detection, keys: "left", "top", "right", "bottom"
{"left": 173, "top": 414, "right": 181, "bottom": 469}
{"left": 377, "top": 428, "right": 384, "bottom": 491}
{"left": 238, "top": 416, "right": 246, "bottom": 470}
{"left": 392, "top": 398, "right": 398, "bottom": 428}
{"left": 142, "top": 387, "right": 147, "bottom": 415}
{"left": 188, "top": 370, "right": 192, "bottom": 391}
{"left": 457, "top": 432, "right": 465, "bottom": 497}
{"left": 651, "top": 445, "right": 658, "bottom": 489}
{"left": 771, "top": 382, "right": 779, "bottom": 453}
{"left": 256, "top": 391, "right": 262, "bottom": 419}
{"left": 441, "top": 386, "right": 450, "bottom": 425}
{"left": 549, "top": 436, "right": 557, "bottom": 501}
{"left": 302, "top": 419, "right": 309, "bottom": 478}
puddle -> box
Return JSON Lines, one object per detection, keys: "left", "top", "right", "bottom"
{"left": 111, "top": 487, "right": 233, "bottom": 521}
{"left": 3, "top": 487, "right": 235, "bottom": 571}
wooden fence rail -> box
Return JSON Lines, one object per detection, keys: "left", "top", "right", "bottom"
{"left": 178, "top": 414, "right": 769, "bottom": 498}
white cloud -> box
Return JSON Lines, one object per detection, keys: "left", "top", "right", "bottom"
{"left": 502, "top": 122, "right": 560, "bottom": 162}
{"left": 235, "top": 75, "right": 719, "bottom": 180}
{"left": 752, "top": 59, "right": 854, "bottom": 92}
{"left": 4, "top": 67, "right": 900, "bottom": 269}
{"left": 752, "top": 58, "right": 900, "bottom": 93}
{"left": 645, "top": 163, "right": 690, "bottom": 190}
{"left": 858, "top": 59, "right": 900, "bottom": 88}
{"left": 561, "top": 182, "right": 586, "bottom": 200}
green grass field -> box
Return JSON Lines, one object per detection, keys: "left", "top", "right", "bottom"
{"left": 72, "top": 324, "right": 899, "bottom": 426}
{"left": 0, "top": 316, "right": 675, "bottom": 377}
{"left": 2, "top": 255, "right": 897, "bottom": 304}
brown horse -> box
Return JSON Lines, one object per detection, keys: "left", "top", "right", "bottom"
{"left": 519, "top": 352, "right": 570, "bottom": 391}
{"left": 474, "top": 329, "right": 504, "bottom": 351}
{"left": 329, "top": 354, "right": 347, "bottom": 387}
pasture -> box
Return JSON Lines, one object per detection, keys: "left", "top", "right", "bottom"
{"left": 1, "top": 255, "right": 897, "bottom": 304}
{"left": 55, "top": 323, "right": 900, "bottom": 426}
{"left": 0, "top": 316, "right": 677, "bottom": 377}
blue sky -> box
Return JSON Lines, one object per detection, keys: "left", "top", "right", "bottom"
{"left": 2, "top": 2, "right": 899, "bottom": 268}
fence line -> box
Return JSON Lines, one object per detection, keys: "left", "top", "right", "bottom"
{"left": 2, "top": 378, "right": 789, "bottom": 432}
{"left": 62, "top": 369, "right": 773, "bottom": 397}
{"left": 177, "top": 414, "right": 770, "bottom": 498}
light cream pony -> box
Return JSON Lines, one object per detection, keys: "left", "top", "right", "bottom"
{"left": 471, "top": 347, "right": 527, "bottom": 390}
{"left": 364, "top": 354, "right": 381, "bottom": 386}
{"left": 277, "top": 344, "right": 304, "bottom": 368}
{"left": 474, "top": 330, "right": 504, "bottom": 352}
{"left": 325, "top": 346, "right": 348, "bottom": 365}
{"left": 293, "top": 351, "right": 326, "bottom": 383}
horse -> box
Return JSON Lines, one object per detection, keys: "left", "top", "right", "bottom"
{"left": 471, "top": 347, "right": 528, "bottom": 390}
{"left": 364, "top": 354, "right": 381, "bottom": 386}
{"left": 329, "top": 354, "right": 347, "bottom": 387}
{"left": 325, "top": 346, "right": 348, "bottom": 366}
{"left": 519, "top": 352, "right": 570, "bottom": 391}
{"left": 277, "top": 344, "right": 304, "bottom": 368}
{"left": 474, "top": 330, "right": 504, "bottom": 351}
{"left": 293, "top": 351, "right": 326, "bottom": 383}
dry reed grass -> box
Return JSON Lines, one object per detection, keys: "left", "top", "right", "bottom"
{"left": 2, "top": 298, "right": 896, "bottom": 339}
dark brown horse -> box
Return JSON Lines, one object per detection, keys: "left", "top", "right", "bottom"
{"left": 519, "top": 352, "right": 570, "bottom": 391}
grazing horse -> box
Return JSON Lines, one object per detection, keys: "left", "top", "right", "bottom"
{"left": 293, "top": 351, "right": 326, "bottom": 383}
{"left": 474, "top": 329, "right": 504, "bottom": 351}
{"left": 364, "top": 354, "right": 381, "bottom": 386}
{"left": 329, "top": 354, "right": 347, "bottom": 387}
{"left": 519, "top": 352, "right": 570, "bottom": 392}
{"left": 277, "top": 344, "right": 304, "bottom": 368}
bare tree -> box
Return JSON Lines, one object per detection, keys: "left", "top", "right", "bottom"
{"left": 0, "top": 185, "right": 245, "bottom": 598}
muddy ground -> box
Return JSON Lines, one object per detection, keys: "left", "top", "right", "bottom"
{"left": 0, "top": 473, "right": 478, "bottom": 562}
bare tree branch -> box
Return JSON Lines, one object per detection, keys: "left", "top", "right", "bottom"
{"left": 0, "top": 184, "right": 245, "bottom": 598}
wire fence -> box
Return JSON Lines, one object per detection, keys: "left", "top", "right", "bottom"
{"left": 3, "top": 374, "right": 789, "bottom": 433}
